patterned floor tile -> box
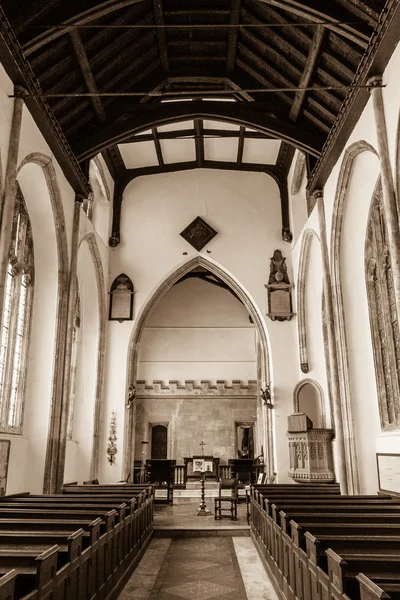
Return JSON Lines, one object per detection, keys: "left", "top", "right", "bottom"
{"left": 162, "top": 580, "right": 236, "bottom": 600}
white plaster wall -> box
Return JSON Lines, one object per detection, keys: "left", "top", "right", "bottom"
{"left": 138, "top": 278, "right": 256, "bottom": 382}
{"left": 102, "top": 169, "right": 298, "bottom": 482}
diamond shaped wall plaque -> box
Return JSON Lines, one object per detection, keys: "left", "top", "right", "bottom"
{"left": 180, "top": 216, "right": 217, "bottom": 251}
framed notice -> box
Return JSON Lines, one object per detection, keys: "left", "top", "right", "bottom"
{"left": 0, "top": 440, "right": 10, "bottom": 496}
{"left": 376, "top": 453, "right": 400, "bottom": 494}
{"left": 109, "top": 273, "right": 134, "bottom": 321}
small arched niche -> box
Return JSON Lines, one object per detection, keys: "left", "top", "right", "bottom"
{"left": 293, "top": 379, "right": 325, "bottom": 429}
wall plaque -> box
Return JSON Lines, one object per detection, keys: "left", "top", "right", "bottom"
{"left": 109, "top": 273, "right": 134, "bottom": 321}
{"left": 265, "top": 250, "right": 294, "bottom": 321}
{"left": 377, "top": 452, "right": 400, "bottom": 494}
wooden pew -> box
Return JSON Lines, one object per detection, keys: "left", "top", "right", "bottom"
{"left": 0, "top": 483, "right": 154, "bottom": 600}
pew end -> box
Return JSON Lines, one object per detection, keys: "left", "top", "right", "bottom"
{"left": 0, "top": 569, "right": 17, "bottom": 600}
{"left": 356, "top": 573, "right": 391, "bottom": 600}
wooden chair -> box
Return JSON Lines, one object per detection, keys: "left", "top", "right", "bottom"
{"left": 214, "top": 478, "right": 238, "bottom": 520}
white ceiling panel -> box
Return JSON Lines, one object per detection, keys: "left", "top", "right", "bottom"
{"left": 118, "top": 141, "right": 159, "bottom": 168}
{"left": 203, "top": 120, "right": 240, "bottom": 131}
{"left": 204, "top": 137, "right": 239, "bottom": 162}
{"left": 157, "top": 120, "right": 193, "bottom": 133}
{"left": 160, "top": 138, "right": 196, "bottom": 164}
{"left": 242, "top": 139, "right": 281, "bottom": 165}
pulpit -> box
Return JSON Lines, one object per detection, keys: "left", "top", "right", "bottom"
{"left": 287, "top": 413, "right": 335, "bottom": 482}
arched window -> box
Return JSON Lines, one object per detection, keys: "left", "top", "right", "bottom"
{"left": 0, "top": 187, "right": 34, "bottom": 432}
{"left": 67, "top": 283, "right": 80, "bottom": 440}
{"left": 365, "top": 182, "right": 400, "bottom": 430}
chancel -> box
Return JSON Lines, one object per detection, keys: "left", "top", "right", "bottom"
{"left": 0, "top": 1, "right": 400, "bottom": 598}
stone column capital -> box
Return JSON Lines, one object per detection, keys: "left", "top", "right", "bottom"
{"left": 313, "top": 188, "right": 324, "bottom": 201}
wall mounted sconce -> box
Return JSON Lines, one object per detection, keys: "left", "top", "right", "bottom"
{"left": 126, "top": 384, "right": 136, "bottom": 410}
{"left": 107, "top": 411, "right": 117, "bottom": 464}
{"left": 261, "top": 383, "right": 274, "bottom": 409}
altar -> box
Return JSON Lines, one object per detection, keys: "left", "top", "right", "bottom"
{"left": 184, "top": 456, "right": 220, "bottom": 480}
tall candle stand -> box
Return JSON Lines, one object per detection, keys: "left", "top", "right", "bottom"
{"left": 195, "top": 470, "right": 212, "bottom": 516}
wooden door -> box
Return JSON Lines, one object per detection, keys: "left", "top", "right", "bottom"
{"left": 151, "top": 425, "right": 168, "bottom": 459}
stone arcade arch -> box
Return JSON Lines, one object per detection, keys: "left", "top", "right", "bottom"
{"left": 330, "top": 140, "right": 379, "bottom": 494}
{"left": 77, "top": 233, "right": 107, "bottom": 481}
{"left": 17, "top": 153, "right": 69, "bottom": 493}
{"left": 123, "top": 255, "right": 274, "bottom": 481}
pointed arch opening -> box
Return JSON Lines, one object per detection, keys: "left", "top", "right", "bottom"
{"left": 122, "top": 255, "right": 274, "bottom": 480}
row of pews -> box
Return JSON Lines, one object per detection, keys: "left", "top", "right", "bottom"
{"left": 251, "top": 482, "right": 400, "bottom": 600}
{"left": 0, "top": 482, "right": 154, "bottom": 600}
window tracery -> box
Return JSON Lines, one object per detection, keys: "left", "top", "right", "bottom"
{"left": 0, "top": 187, "right": 34, "bottom": 432}
{"left": 366, "top": 182, "right": 400, "bottom": 430}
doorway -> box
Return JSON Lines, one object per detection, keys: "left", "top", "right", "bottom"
{"left": 151, "top": 425, "right": 168, "bottom": 459}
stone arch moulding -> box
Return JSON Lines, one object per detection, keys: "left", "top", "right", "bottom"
{"left": 122, "top": 254, "right": 274, "bottom": 481}
{"left": 293, "top": 378, "right": 326, "bottom": 429}
{"left": 17, "top": 152, "right": 70, "bottom": 495}
{"left": 78, "top": 232, "right": 107, "bottom": 481}
{"left": 297, "top": 229, "right": 320, "bottom": 374}
{"left": 330, "top": 139, "right": 378, "bottom": 495}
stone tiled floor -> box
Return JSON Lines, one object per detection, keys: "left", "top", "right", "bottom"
{"left": 154, "top": 500, "right": 249, "bottom": 529}
{"left": 118, "top": 502, "right": 279, "bottom": 600}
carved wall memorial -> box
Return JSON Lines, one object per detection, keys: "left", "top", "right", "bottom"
{"left": 109, "top": 273, "right": 134, "bottom": 321}
{"left": 265, "top": 250, "right": 294, "bottom": 321}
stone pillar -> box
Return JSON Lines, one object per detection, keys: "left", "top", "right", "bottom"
{"left": 55, "top": 198, "right": 82, "bottom": 492}
{"left": 0, "top": 86, "right": 25, "bottom": 320}
{"left": 315, "top": 189, "right": 348, "bottom": 494}
{"left": 368, "top": 76, "right": 400, "bottom": 324}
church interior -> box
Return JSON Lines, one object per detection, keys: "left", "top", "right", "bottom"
{"left": 1, "top": 0, "right": 400, "bottom": 598}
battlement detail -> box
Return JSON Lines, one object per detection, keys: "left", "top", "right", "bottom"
{"left": 136, "top": 379, "right": 257, "bottom": 397}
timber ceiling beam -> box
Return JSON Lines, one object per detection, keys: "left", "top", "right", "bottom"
{"left": 237, "top": 126, "right": 245, "bottom": 164}
{"left": 226, "top": 0, "right": 242, "bottom": 74}
{"left": 69, "top": 28, "right": 126, "bottom": 179}
{"left": 308, "top": 0, "right": 400, "bottom": 191}
{"left": 74, "top": 101, "right": 324, "bottom": 161}
{"left": 151, "top": 127, "right": 164, "bottom": 168}
{"left": 0, "top": 7, "right": 89, "bottom": 197}
{"left": 258, "top": 0, "right": 370, "bottom": 47}
{"left": 122, "top": 127, "right": 274, "bottom": 144}
{"left": 194, "top": 119, "right": 204, "bottom": 167}
{"left": 153, "top": 0, "right": 169, "bottom": 73}
{"left": 289, "top": 24, "right": 325, "bottom": 121}
{"left": 21, "top": 0, "right": 372, "bottom": 58}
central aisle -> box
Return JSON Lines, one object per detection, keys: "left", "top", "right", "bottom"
{"left": 118, "top": 536, "right": 279, "bottom": 600}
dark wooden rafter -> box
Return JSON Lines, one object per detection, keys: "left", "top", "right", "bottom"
{"left": 334, "top": 0, "right": 381, "bottom": 26}
{"left": 153, "top": 0, "right": 169, "bottom": 73}
{"left": 151, "top": 127, "right": 164, "bottom": 167}
{"left": 194, "top": 119, "right": 204, "bottom": 167}
{"left": 309, "top": 0, "right": 400, "bottom": 190}
{"left": 226, "top": 0, "right": 242, "bottom": 74}
{"left": 68, "top": 28, "right": 125, "bottom": 178}
{"left": 289, "top": 24, "right": 325, "bottom": 121}
{"left": 73, "top": 100, "right": 325, "bottom": 161}
{"left": 123, "top": 127, "right": 274, "bottom": 143}
{"left": 258, "top": 0, "right": 370, "bottom": 47}
{"left": 237, "top": 126, "right": 245, "bottom": 164}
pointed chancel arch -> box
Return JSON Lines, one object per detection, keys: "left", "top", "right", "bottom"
{"left": 330, "top": 140, "right": 378, "bottom": 495}
{"left": 123, "top": 255, "right": 274, "bottom": 480}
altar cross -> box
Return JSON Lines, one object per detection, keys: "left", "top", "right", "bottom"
{"left": 199, "top": 441, "right": 206, "bottom": 456}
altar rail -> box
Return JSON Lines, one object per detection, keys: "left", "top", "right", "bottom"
{"left": 0, "top": 486, "right": 154, "bottom": 600}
